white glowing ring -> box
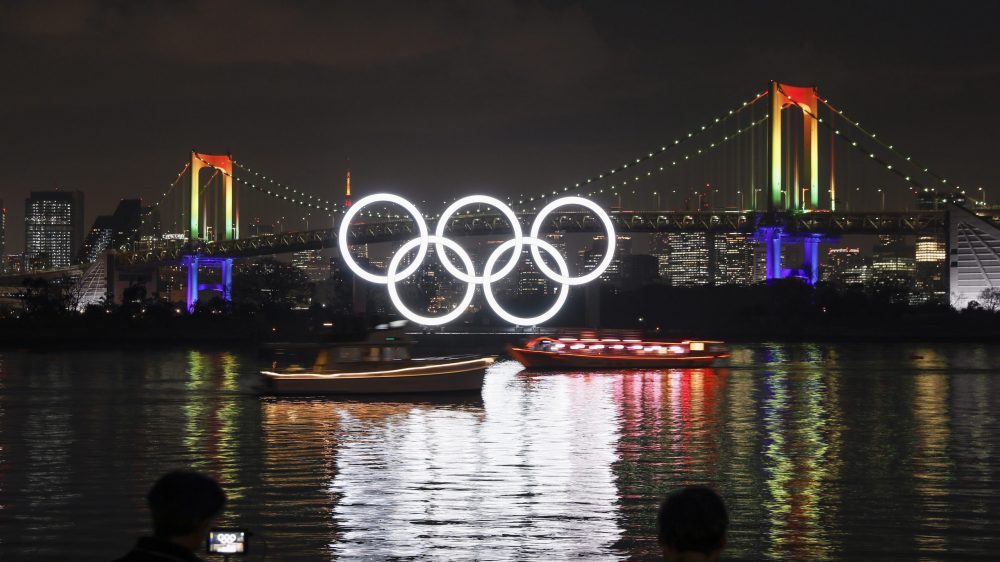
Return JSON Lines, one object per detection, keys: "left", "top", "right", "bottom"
{"left": 386, "top": 235, "right": 477, "bottom": 326}
{"left": 338, "top": 193, "right": 429, "bottom": 283}
{"left": 530, "top": 196, "right": 616, "bottom": 285}
{"left": 482, "top": 237, "right": 569, "bottom": 326}
{"left": 435, "top": 195, "right": 522, "bottom": 283}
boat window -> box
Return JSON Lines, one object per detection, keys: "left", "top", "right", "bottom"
{"left": 369, "top": 347, "right": 380, "bottom": 361}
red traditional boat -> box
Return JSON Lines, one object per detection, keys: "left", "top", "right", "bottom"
{"left": 508, "top": 336, "right": 729, "bottom": 370}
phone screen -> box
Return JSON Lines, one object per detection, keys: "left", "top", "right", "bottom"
{"left": 207, "top": 528, "right": 247, "bottom": 555}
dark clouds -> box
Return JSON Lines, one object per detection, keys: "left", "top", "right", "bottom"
{"left": 1, "top": 1, "right": 998, "bottom": 249}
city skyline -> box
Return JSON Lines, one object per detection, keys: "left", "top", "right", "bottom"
{"left": 2, "top": 2, "right": 999, "bottom": 251}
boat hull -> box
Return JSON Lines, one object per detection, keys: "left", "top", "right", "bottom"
{"left": 262, "top": 357, "right": 493, "bottom": 395}
{"left": 508, "top": 347, "right": 726, "bottom": 370}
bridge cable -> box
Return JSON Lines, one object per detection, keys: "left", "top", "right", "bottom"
{"left": 776, "top": 85, "right": 930, "bottom": 196}
{"left": 819, "top": 98, "right": 965, "bottom": 196}
{"left": 575, "top": 114, "right": 771, "bottom": 203}
{"left": 499, "top": 89, "right": 770, "bottom": 213}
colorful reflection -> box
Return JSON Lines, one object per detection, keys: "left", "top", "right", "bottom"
{"left": 1, "top": 345, "right": 1000, "bottom": 561}
{"left": 330, "top": 361, "right": 623, "bottom": 560}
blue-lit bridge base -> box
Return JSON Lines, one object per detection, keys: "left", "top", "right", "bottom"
{"left": 183, "top": 255, "right": 233, "bottom": 313}
{"left": 754, "top": 228, "right": 831, "bottom": 285}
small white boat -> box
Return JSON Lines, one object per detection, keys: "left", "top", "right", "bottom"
{"left": 261, "top": 328, "right": 494, "bottom": 395}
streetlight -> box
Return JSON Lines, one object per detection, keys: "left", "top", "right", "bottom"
{"left": 979, "top": 186, "right": 986, "bottom": 206}
{"left": 653, "top": 191, "right": 661, "bottom": 211}
{"left": 737, "top": 190, "right": 743, "bottom": 210}
{"left": 878, "top": 188, "right": 884, "bottom": 211}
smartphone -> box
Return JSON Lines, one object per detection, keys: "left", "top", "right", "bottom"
{"left": 207, "top": 528, "right": 248, "bottom": 555}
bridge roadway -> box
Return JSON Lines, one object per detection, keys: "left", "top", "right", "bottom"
{"left": 115, "top": 209, "right": 947, "bottom": 265}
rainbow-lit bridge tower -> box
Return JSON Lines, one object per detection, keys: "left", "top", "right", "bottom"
{"left": 756, "top": 81, "right": 835, "bottom": 284}
{"left": 184, "top": 151, "right": 237, "bottom": 312}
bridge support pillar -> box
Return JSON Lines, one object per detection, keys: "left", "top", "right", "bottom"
{"left": 803, "top": 234, "right": 822, "bottom": 285}
{"left": 183, "top": 255, "right": 234, "bottom": 313}
{"left": 757, "top": 227, "right": 784, "bottom": 281}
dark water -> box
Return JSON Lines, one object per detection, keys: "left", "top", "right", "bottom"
{"left": 1, "top": 344, "right": 999, "bottom": 561}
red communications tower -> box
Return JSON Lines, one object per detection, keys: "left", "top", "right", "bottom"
{"left": 344, "top": 168, "right": 352, "bottom": 207}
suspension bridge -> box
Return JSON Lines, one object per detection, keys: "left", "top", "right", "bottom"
{"left": 12, "top": 81, "right": 999, "bottom": 312}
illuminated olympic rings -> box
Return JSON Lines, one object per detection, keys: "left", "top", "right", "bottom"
{"left": 338, "top": 194, "right": 616, "bottom": 326}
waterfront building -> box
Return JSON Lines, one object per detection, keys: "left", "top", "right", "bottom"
{"left": 823, "top": 247, "right": 868, "bottom": 286}
{"left": 25, "top": 190, "right": 84, "bottom": 270}
{"left": 752, "top": 243, "right": 768, "bottom": 284}
{"left": 948, "top": 204, "right": 1000, "bottom": 309}
{"left": 584, "top": 234, "right": 632, "bottom": 284}
{"left": 665, "top": 232, "right": 710, "bottom": 286}
{"left": 649, "top": 234, "right": 670, "bottom": 281}
{"left": 870, "top": 235, "right": 915, "bottom": 301}
{"left": 78, "top": 199, "right": 143, "bottom": 263}
{"left": 515, "top": 248, "right": 549, "bottom": 296}
{"left": 912, "top": 234, "right": 947, "bottom": 304}
{"left": 292, "top": 249, "right": 330, "bottom": 282}
{"left": 712, "top": 233, "right": 754, "bottom": 285}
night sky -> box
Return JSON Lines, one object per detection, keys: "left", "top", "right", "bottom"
{"left": 2, "top": 0, "right": 998, "bottom": 250}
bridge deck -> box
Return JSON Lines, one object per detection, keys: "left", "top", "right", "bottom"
{"left": 114, "top": 210, "right": 947, "bottom": 265}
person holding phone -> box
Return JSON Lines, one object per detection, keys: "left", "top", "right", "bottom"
{"left": 111, "top": 470, "right": 227, "bottom": 562}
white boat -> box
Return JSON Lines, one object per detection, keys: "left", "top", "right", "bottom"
{"left": 260, "top": 328, "right": 494, "bottom": 395}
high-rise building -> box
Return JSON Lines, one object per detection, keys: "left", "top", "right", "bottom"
{"left": 583, "top": 234, "right": 631, "bottom": 284}
{"left": 871, "top": 236, "right": 915, "bottom": 301}
{"left": 665, "top": 232, "right": 711, "bottom": 286}
{"left": 912, "top": 234, "right": 947, "bottom": 304}
{"left": 649, "top": 234, "right": 670, "bottom": 281}
{"left": 823, "top": 247, "right": 869, "bottom": 286}
{"left": 25, "top": 190, "right": 84, "bottom": 270}
{"left": 712, "top": 233, "right": 754, "bottom": 285}
{"left": 79, "top": 199, "right": 144, "bottom": 263}
{"left": 292, "top": 249, "right": 330, "bottom": 282}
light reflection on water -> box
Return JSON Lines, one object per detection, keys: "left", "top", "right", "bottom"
{"left": 0, "top": 344, "right": 999, "bottom": 560}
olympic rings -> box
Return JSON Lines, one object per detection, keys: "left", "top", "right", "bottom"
{"left": 387, "top": 235, "right": 477, "bottom": 326}
{"left": 339, "top": 194, "right": 615, "bottom": 325}
{"left": 339, "top": 193, "right": 428, "bottom": 284}
{"left": 530, "top": 196, "right": 616, "bottom": 285}
{"left": 482, "top": 237, "right": 569, "bottom": 326}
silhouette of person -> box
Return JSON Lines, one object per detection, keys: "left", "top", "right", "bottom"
{"left": 112, "top": 470, "right": 227, "bottom": 562}
{"left": 657, "top": 485, "right": 728, "bottom": 562}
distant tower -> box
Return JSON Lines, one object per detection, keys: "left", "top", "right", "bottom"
{"left": 345, "top": 168, "right": 352, "bottom": 207}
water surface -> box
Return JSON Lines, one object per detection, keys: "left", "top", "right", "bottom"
{"left": 0, "top": 343, "right": 998, "bottom": 560}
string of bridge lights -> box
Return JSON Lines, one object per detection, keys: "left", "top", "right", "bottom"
{"left": 576, "top": 114, "right": 771, "bottom": 201}
{"left": 186, "top": 90, "right": 773, "bottom": 225}
{"left": 233, "top": 160, "right": 337, "bottom": 216}
{"left": 504, "top": 88, "right": 771, "bottom": 213}
{"left": 788, "top": 98, "right": 932, "bottom": 196}
{"left": 229, "top": 159, "right": 424, "bottom": 222}
{"left": 818, "top": 98, "right": 966, "bottom": 196}
{"left": 150, "top": 162, "right": 192, "bottom": 209}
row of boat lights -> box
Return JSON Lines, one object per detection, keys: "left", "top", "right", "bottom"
{"left": 554, "top": 337, "right": 704, "bottom": 354}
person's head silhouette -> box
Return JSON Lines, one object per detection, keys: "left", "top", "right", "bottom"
{"left": 112, "top": 470, "right": 226, "bottom": 561}
{"left": 657, "top": 486, "right": 728, "bottom": 562}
